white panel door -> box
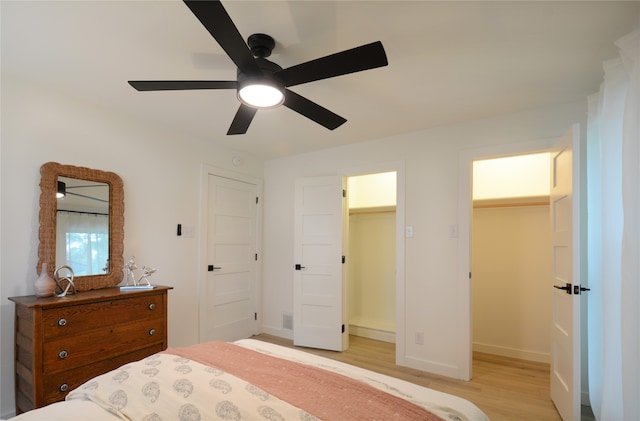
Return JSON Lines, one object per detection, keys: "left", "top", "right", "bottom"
{"left": 550, "top": 125, "right": 581, "bottom": 421}
{"left": 293, "top": 176, "right": 347, "bottom": 351}
{"left": 200, "top": 175, "right": 258, "bottom": 342}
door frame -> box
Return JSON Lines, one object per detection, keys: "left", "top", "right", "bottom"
{"left": 458, "top": 138, "right": 555, "bottom": 379}
{"left": 340, "top": 161, "right": 405, "bottom": 365}
{"left": 198, "top": 164, "right": 263, "bottom": 343}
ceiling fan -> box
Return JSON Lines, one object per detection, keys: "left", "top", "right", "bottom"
{"left": 128, "top": 0, "right": 388, "bottom": 135}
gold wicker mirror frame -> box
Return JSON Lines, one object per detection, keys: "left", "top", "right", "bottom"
{"left": 38, "top": 162, "right": 124, "bottom": 291}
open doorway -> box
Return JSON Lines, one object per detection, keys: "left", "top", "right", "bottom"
{"left": 471, "top": 153, "right": 552, "bottom": 363}
{"left": 347, "top": 172, "right": 397, "bottom": 344}
{"left": 293, "top": 167, "right": 404, "bottom": 353}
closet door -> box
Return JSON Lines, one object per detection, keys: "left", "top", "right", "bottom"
{"left": 550, "top": 125, "right": 581, "bottom": 421}
{"left": 293, "top": 176, "right": 347, "bottom": 351}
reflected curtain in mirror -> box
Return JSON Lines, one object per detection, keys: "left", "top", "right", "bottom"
{"left": 56, "top": 211, "right": 109, "bottom": 275}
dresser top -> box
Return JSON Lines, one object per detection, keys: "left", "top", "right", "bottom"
{"left": 8, "top": 285, "right": 172, "bottom": 308}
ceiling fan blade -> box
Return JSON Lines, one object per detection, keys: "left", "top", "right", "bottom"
{"left": 183, "top": 0, "right": 260, "bottom": 75}
{"left": 277, "top": 41, "right": 388, "bottom": 88}
{"left": 283, "top": 90, "right": 346, "bottom": 130}
{"left": 67, "top": 192, "right": 108, "bottom": 204}
{"left": 227, "top": 104, "right": 257, "bottom": 135}
{"left": 128, "top": 81, "right": 237, "bottom": 91}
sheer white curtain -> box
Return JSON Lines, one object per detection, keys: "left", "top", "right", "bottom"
{"left": 56, "top": 211, "right": 109, "bottom": 276}
{"left": 587, "top": 28, "right": 640, "bottom": 421}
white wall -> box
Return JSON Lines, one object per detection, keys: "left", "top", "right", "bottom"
{"left": 348, "top": 172, "right": 396, "bottom": 208}
{"left": 472, "top": 204, "right": 551, "bottom": 362}
{"left": 0, "top": 74, "right": 263, "bottom": 417}
{"left": 348, "top": 209, "right": 396, "bottom": 335}
{"left": 473, "top": 153, "right": 550, "bottom": 200}
{"left": 261, "top": 100, "right": 586, "bottom": 377}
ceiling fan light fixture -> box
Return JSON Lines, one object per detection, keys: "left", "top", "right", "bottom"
{"left": 237, "top": 82, "right": 284, "bottom": 109}
{"left": 57, "top": 181, "right": 66, "bottom": 199}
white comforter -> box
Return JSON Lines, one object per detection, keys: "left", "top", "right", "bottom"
{"left": 6, "top": 339, "right": 488, "bottom": 421}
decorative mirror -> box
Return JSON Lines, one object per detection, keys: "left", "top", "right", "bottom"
{"left": 38, "top": 162, "right": 124, "bottom": 291}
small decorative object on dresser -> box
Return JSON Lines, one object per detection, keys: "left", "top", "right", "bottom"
{"left": 121, "top": 256, "right": 157, "bottom": 290}
{"left": 8, "top": 285, "right": 172, "bottom": 414}
{"left": 33, "top": 262, "right": 56, "bottom": 298}
{"left": 53, "top": 265, "right": 76, "bottom": 297}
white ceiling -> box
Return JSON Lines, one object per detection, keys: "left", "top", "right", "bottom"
{"left": 2, "top": 1, "right": 638, "bottom": 160}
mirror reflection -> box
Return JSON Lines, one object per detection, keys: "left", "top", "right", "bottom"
{"left": 56, "top": 176, "right": 110, "bottom": 276}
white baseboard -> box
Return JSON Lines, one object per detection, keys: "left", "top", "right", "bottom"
{"left": 260, "top": 325, "right": 293, "bottom": 340}
{"left": 473, "top": 342, "right": 550, "bottom": 363}
{"left": 349, "top": 324, "right": 395, "bottom": 343}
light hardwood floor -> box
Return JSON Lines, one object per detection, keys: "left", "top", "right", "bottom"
{"left": 252, "top": 333, "right": 591, "bottom": 421}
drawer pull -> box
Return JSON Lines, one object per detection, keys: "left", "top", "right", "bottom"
{"left": 57, "top": 318, "right": 67, "bottom": 327}
{"left": 58, "top": 349, "right": 68, "bottom": 359}
{"left": 59, "top": 383, "right": 69, "bottom": 392}
{"left": 148, "top": 303, "right": 156, "bottom": 311}
{"left": 148, "top": 328, "right": 156, "bottom": 336}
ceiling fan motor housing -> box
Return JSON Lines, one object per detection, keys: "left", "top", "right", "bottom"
{"left": 248, "top": 33, "right": 275, "bottom": 58}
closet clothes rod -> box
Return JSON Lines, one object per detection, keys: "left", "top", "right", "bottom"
{"left": 473, "top": 200, "right": 549, "bottom": 209}
{"left": 349, "top": 209, "right": 396, "bottom": 216}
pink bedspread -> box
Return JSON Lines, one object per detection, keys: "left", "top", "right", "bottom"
{"left": 167, "top": 341, "right": 443, "bottom": 420}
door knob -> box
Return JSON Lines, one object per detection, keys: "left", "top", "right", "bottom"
{"left": 553, "top": 283, "right": 572, "bottom": 294}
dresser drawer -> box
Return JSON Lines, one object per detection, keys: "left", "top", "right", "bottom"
{"left": 42, "top": 294, "right": 164, "bottom": 339}
{"left": 43, "top": 343, "right": 165, "bottom": 405}
{"left": 9, "top": 286, "right": 171, "bottom": 413}
{"left": 43, "top": 319, "right": 165, "bottom": 373}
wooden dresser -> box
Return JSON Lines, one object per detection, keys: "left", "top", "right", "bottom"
{"left": 9, "top": 285, "right": 171, "bottom": 414}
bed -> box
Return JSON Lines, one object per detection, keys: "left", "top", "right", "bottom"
{"left": 7, "top": 339, "right": 488, "bottom": 421}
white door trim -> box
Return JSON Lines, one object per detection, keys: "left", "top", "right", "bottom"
{"left": 457, "top": 138, "right": 555, "bottom": 380}
{"left": 198, "top": 164, "right": 263, "bottom": 343}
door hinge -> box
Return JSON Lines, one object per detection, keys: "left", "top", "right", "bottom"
{"left": 255, "top": 253, "right": 258, "bottom": 261}
{"left": 342, "top": 189, "right": 346, "bottom": 198}
{"left": 254, "top": 312, "right": 257, "bottom": 321}
{"left": 256, "top": 196, "right": 259, "bottom": 204}
{"left": 342, "top": 255, "right": 346, "bottom": 264}
{"left": 341, "top": 324, "right": 345, "bottom": 333}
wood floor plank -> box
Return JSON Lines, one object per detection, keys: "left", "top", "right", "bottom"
{"left": 251, "top": 333, "right": 566, "bottom": 420}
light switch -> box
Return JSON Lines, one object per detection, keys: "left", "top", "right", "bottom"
{"left": 405, "top": 226, "right": 414, "bottom": 237}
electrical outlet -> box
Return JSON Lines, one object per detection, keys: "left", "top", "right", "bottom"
{"left": 415, "top": 331, "right": 424, "bottom": 345}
